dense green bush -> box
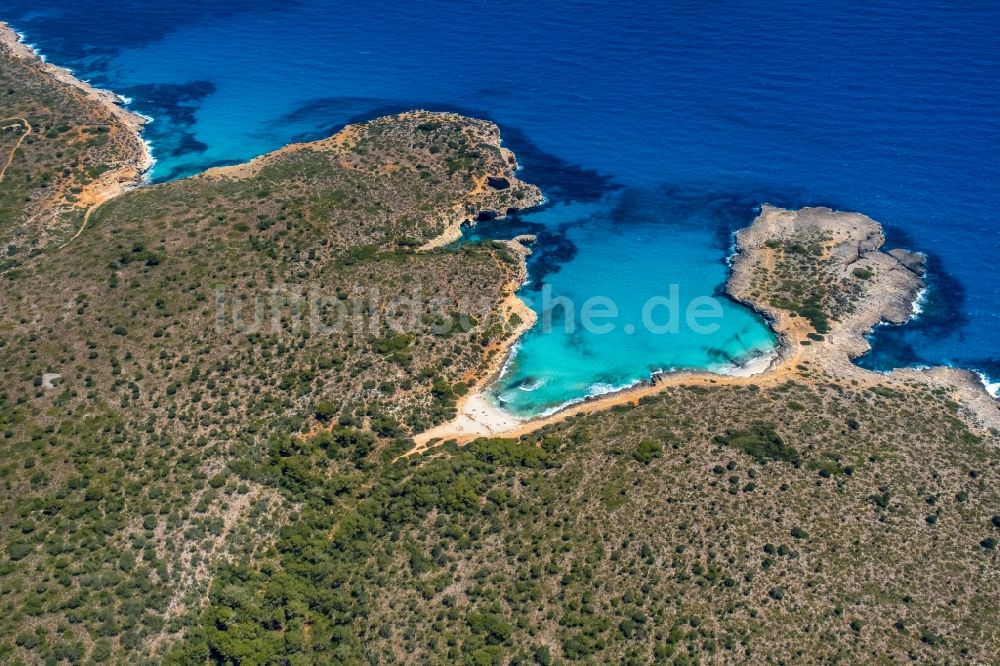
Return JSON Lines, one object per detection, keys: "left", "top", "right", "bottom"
{"left": 713, "top": 422, "right": 800, "bottom": 465}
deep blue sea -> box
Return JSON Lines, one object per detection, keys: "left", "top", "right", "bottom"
{"left": 7, "top": 0, "right": 999, "bottom": 410}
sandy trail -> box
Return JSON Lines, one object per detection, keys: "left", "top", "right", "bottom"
{"left": 0, "top": 23, "right": 152, "bottom": 257}
{"left": 56, "top": 198, "right": 101, "bottom": 251}
{"left": 407, "top": 342, "right": 801, "bottom": 456}
{"left": 0, "top": 116, "right": 31, "bottom": 184}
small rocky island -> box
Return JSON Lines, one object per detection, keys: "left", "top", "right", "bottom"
{"left": 727, "top": 204, "right": 925, "bottom": 364}
{"left": 727, "top": 205, "right": 997, "bottom": 430}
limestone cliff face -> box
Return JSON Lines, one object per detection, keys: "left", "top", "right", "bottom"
{"left": 406, "top": 112, "right": 544, "bottom": 248}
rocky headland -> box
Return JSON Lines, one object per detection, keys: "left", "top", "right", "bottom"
{"left": 413, "top": 205, "right": 999, "bottom": 450}
{"left": 202, "top": 110, "right": 542, "bottom": 252}
{"left": 0, "top": 23, "right": 151, "bottom": 265}
{"left": 2, "top": 22, "right": 998, "bottom": 663}
{"left": 726, "top": 205, "right": 924, "bottom": 366}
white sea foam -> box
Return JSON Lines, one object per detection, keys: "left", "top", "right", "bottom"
{"left": 533, "top": 379, "right": 641, "bottom": 418}
{"left": 724, "top": 231, "right": 738, "bottom": 267}
{"left": 536, "top": 398, "right": 584, "bottom": 418}
{"left": 13, "top": 26, "right": 157, "bottom": 180}
{"left": 140, "top": 138, "right": 157, "bottom": 184}
{"left": 587, "top": 382, "right": 634, "bottom": 397}
{"left": 520, "top": 275, "right": 531, "bottom": 287}
{"left": 910, "top": 287, "right": 928, "bottom": 318}
{"left": 15, "top": 31, "right": 45, "bottom": 60}
{"left": 975, "top": 371, "right": 1000, "bottom": 399}
{"left": 535, "top": 401, "right": 574, "bottom": 418}
{"left": 496, "top": 341, "right": 522, "bottom": 380}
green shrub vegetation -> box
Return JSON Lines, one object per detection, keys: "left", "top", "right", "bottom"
{"left": 0, "top": 38, "right": 147, "bottom": 270}
{"left": 1, "top": 45, "right": 997, "bottom": 664}
{"left": 755, "top": 232, "right": 864, "bottom": 333}
{"left": 713, "top": 422, "right": 801, "bottom": 465}
{"left": 157, "top": 381, "right": 999, "bottom": 664}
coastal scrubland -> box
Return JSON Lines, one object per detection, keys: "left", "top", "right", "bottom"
{"left": 0, "top": 26, "right": 997, "bottom": 666}
{"left": 0, "top": 25, "right": 149, "bottom": 270}
{"left": 167, "top": 379, "right": 999, "bottom": 664}
{"left": 726, "top": 205, "right": 924, "bottom": 345}
{"left": 0, "top": 43, "right": 543, "bottom": 661}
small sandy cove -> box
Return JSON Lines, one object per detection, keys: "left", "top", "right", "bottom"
{"left": 408, "top": 206, "right": 1000, "bottom": 456}
{"left": 409, "top": 342, "right": 792, "bottom": 456}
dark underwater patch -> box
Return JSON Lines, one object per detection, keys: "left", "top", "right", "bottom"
{"left": 854, "top": 250, "right": 970, "bottom": 372}
{"left": 122, "top": 80, "right": 215, "bottom": 126}
{"left": 271, "top": 96, "right": 623, "bottom": 205}
{"left": 278, "top": 96, "right": 394, "bottom": 142}
{"left": 522, "top": 227, "right": 580, "bottom": 292}
{"left": 606, "top": 183, "right": 816, "bottom": 248}
{"left": 465, "top": 202, "right": 582, "bottom": 291}
{"left": 704, "top": 346, "right": 735, "bottom": 363}
{"left": 496, "top": 126, "right": 621, "bottom": 204}
{"left": 7, "top": 1, "right": 297, "bottom": 55}
{"left": 112, "top": 81, "right": 216, "bottom": 181}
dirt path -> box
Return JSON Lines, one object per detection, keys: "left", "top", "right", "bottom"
{"left": 56, "top": 199, "right": 100, "bottom": 251}
{"left": 403, "top": 307, "right": 956, "bottom": 458}
{"left": 1, "top": 25, "right": 153, "bottom": 260}
{"left": 0, "top": 116, "right": 31, "bottom": 184}
{"left": 0, "top": 119, "right": 149, "bottom": 261}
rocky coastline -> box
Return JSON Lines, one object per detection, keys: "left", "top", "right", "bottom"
{"left": 416, "top": 118, "right": 544, "bottom": 250}
{"left": 0, "top": 23, "right": 151, "bottom": 148}
{"left": 0, "top": 22, "right": 152, "bottom": 260}
{"left": 413, "top": 204, "right": 998, "bottom": 450}
{"left": 726, "top": 205, "right": 926, "bottom": 365}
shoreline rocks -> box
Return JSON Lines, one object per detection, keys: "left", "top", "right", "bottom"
{"left": 727, "top": 205, "right": 927, "bottom": 364}
{"left": 414, "top": 204, "right": 998, "bottom": 448}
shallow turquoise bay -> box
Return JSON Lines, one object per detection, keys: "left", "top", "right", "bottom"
{"left": 469, "top": 196, "right": 777, "bottom": 417}
{"left": 9, "top": 0, "right": 997, "bottom": 399}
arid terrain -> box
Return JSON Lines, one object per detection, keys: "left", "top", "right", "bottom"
{"left": 0, "top": 25, "right": 997, "bottom": 665}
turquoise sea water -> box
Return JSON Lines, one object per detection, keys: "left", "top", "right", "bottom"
{"left": 467, "top": 196, "right": 776, "bottom": 416}
{"left": 6, "top": 0, "right": 999, "bottom": 412}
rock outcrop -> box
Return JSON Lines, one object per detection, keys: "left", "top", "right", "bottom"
{"left": 728, "top": 205, "right": 925, "bottom": 363}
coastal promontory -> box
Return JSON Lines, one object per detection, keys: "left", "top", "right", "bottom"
{"left": 0, "top": 23, "right": 151, "bottom": 270}
{"left": 0, "top": 23, "right": 997, "bottom": 665}
{"left": 414, "top": 204, "right": 998, "bottom": 446}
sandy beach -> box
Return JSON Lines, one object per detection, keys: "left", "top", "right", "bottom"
{"left": 409, "top": 206, "right": 1000, "bottom": 455}
{"left": 409, "top": 345, "right": 793, "bottom": 453}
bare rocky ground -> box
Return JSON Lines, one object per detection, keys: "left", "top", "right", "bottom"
{"left": 0, "top": 28, "right": 996, "bottom": 665}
